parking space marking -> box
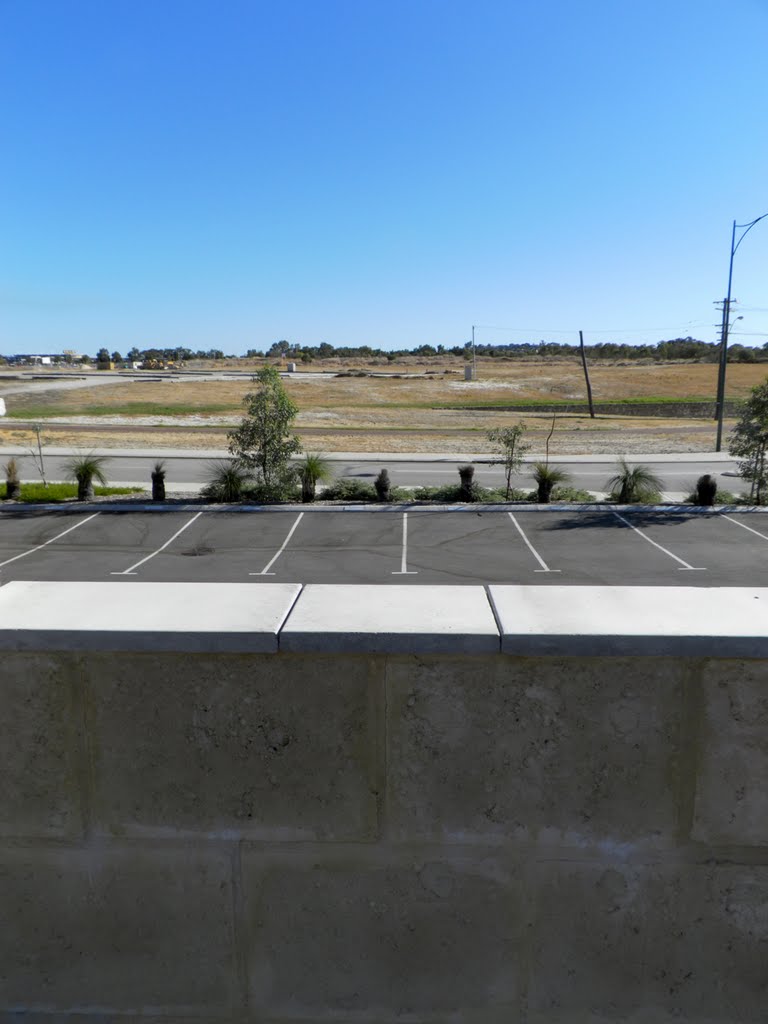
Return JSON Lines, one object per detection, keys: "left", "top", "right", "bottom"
{"left": 0, "top": 513, "right": 100, "bottom": 570}
{"left": 720, "top": 514, "right": 768, "bottom": 542}
{"left": 508, "top": 513, "right": 560, "bottom": 573}
{"left": 250, "top": 512, "right": 304, "bottom": 576}
{"left": 111, "top": 511, "right": 205, "bottom": 576}
{"left": 612, "top": 511, "right": 706, "bottom": 570}
{"left": 392, "top": 512, "right": 418, "bottom": 575}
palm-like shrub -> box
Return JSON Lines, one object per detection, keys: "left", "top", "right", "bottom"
{"left": 694, "top": 474, "right": 717, "bottom": 506}
{"left": 4, "top": 457, "right": 20, "bottom": 500}
{"left": 202, "top": 460, "right": 251, "bottom": 503}
{"left": 533, "top": 463, "right": 570, "bottom": 503}
{"left": 65, "top": 453, "right": 108, "bottom": 501}
{"left": 374, "top": 468, "right": 392, "bottom": 502}
{"left": 299, "top": 453, "right": 332, "bottom": 503}
{"left": 151, "top": 460, "right": 166, "bottom": 502}
{"left": 458, "top": 465, "right": 476, "bottom": 502}
{"left": 606, "top": 458, "right": 664, "bottom": 504}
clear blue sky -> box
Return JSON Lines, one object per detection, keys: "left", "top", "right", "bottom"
{"left": 2, "top": 0, "right": 767, "bottom": 356}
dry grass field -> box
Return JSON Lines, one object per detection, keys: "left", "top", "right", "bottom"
{"left": 1, "top": 357, "right": 766, "bottom": 453}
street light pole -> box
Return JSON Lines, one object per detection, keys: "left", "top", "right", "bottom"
{"left": 471, "top": 324, "right": 476, "bottom": 379}
{"left": 715, "top": 213, "right": 768, "bottom": 451}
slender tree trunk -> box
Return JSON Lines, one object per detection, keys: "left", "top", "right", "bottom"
{"left": 545, "top": 412, "right": 556, "bottom": 466}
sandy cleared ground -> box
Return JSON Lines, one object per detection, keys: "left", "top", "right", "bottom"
{"left": 1, "top": 357, "right": 763, "bottom": 454}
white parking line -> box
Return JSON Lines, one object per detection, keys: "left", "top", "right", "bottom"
{"left": 720, "top": 514, "right": 768, "bottom": 542}
{"left": 612, "top": 511, "right": 705, "bottom": 570}
{"left": 250, "top": 512, "right": 304, "bottom": 576}
{"left": 508, "top": 513, "right": 560, "bottom": 573}
{"left": 392, "top": 512, "right": 418, "bottom": 575}
{"left": 0, "top": 513, "right": 100, "bottom": 570}
{"left": 111, "top": 511, "right": 205, "bottom": 576}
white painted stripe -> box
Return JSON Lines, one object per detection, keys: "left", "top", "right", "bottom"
{"left": 612, "top": 511, "right": 705, "bottom": 570}
{"left": 720, "top": 514, "right": 768, "bottom": 542}
{"left": 392, "top": 512, "right": 418, "bottom": 575}
{"left": 111, "top": 511, "right": 204, "bottom": 575}
{"left": 250, "top": 512, "right": 304, "bottom": 576}
{"left": 507, "top": 512, "right": 559, "bottom": 573}
{"left": 0, "top": 513, "right": 100, "bottom": 570}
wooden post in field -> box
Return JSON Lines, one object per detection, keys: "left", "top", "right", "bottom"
{"left": 579, "top": 330, "right": 595, "bottom": 418}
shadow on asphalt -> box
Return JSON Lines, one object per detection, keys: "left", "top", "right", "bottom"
{"left": 541, "top": 508, "right": 719, "bottom": 530}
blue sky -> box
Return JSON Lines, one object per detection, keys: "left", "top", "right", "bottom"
{"left": 2, "top": 0, "right": 767, "bottom": 355}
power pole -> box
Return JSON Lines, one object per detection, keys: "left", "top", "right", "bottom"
{"left": 579, "top": 330, "right": 595, "bottom": 418}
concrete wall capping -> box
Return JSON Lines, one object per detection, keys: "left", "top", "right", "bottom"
{"left": 0, "top": 580, "right": 302, "bottom": 652}
{"left": 3, "top": 581, "right": 768, "bottom": 656}
{"left": 279, "top": 583, "right": 501, "bottom": 653}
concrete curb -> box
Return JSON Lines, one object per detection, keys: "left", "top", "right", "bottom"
{"left": 1, "top": 500, "right": 766, "bottom": 515}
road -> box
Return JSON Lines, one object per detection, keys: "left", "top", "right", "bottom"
{"left": 0, "top": 447, "right": 744, "bottom": 498}
{"left": 1, "top": 506, "right": 767, "bottom": 587}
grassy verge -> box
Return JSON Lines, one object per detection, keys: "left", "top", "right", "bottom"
{"left": 4, "top": 483, "right": 143, "bottom": 503}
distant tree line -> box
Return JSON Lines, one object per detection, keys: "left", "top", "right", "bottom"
{"left": 243, "top": 336, "right": 768, "bottom": 363}
{"left": 5, "top": 336, "right": 767, "bottom": 368}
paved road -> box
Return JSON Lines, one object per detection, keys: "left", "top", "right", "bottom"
{"left": 2, "top": 507, "right": 767, "bottom": 587}
{"left": 0, "top": 448, "right": 745, "bottom": 498}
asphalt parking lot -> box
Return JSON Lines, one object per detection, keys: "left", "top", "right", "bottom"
{"left": 2, "top": 506, "right": 768, "bottom": 586}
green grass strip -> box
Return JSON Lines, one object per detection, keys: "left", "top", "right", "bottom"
{"left": 5, "top": 483, "right": 143, "bottom": 503}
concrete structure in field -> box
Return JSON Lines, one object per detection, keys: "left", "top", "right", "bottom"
{"left": 0, "top": 581, "right": 767, "bottom": 1021}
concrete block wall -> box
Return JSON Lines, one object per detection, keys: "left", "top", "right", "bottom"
{"left": 1, "top": 583, "right": 767, "bottom": 1020}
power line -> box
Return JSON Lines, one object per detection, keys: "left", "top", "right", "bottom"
{"left": 472, "top": 323, "right": 711, "bottom": 335}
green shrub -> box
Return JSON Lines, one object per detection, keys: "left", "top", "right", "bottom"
{"left": 321, "top": 478, "right": 378, "bottom": 501}
{"left": 531, "top": 485, "right": 594, "bottom": 503}
{"left": 684, "top": 486, "right": 738, "bottom": 505}
{"left": 413, "top": 484, "right": 525, "bottom": 503}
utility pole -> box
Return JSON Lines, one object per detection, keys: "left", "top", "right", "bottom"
{"left": 715, "top": 213, "right": 768, "bottom": 451}
{"left": 579, "top": 330, "right": 595, "bottom": 418}
{"left": 472, "top": 325, "right": 476, "bottom": 379}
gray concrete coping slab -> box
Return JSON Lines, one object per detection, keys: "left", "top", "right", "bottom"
{"left": 489, "top": 585, "right": 768, "bottom": 656}
{"left": 279, "top": 584, "right": 500, "bottom": 653}
{"left": 0, "top": 581, "right": 301, "bottom": 652}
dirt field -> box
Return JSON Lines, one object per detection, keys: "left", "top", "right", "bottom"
{"left": 1, "top": 357, "right": 764, "bottom": 454}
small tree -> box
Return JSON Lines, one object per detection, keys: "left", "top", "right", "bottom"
{"left": 228, "top": 366, "right": 302, "bottom": 497}
{"left": 729, "top": 379, "right": 768, "bottom": 503}
{"left": 487, "top": 423, "right": 531, "bottom": 499}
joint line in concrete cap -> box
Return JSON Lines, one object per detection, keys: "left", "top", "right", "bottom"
{"left": 507, "top": 512, "right": 560, "bottom": 573}
{"left": 111, "top": 510, "right": 205, "bottom": 576}
{"left": 611, "top": 511, "right": 706, "bottom": 571}
{"left": 392, "top": 511, "right": 418, "bottom": 575}
{"left": 0, "top": 512, "right": 100, "bottom": 570}
{"left": 250, "top": 511, "right": 304, "bottom": 576}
